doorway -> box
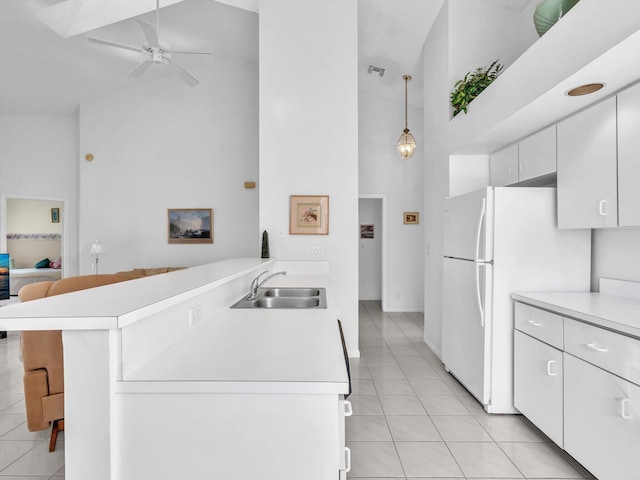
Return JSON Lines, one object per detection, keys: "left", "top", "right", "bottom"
{"left": 358, "top": 194, "right": 387, "bottom": 311}
{"left": 0, "top": 194, "right": 68, "bottom": 288}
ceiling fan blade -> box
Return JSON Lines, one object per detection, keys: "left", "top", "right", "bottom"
{"left": 89, "top": 37, "right": 144, "bottom": 53}
{"left": 166, "top": 50, "right": 212, "bottom": 56}
{"left": 169, "top": 61, "right": 200, "bottom": 87}
{"left": 139, "top": 20, "right": 160, "bottom": 48}
{"left": 128, "top": 58, "right": 154, "bottom": 78}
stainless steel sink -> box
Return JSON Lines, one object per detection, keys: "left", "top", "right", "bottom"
{"left": 254, "top": 297, "right": 320, "bottom": 308}
{"left": 263, "top": 288, "right": 321, "bottom": 298}
{"left": 231, "top": 287, "right": 326, "bottom": 309}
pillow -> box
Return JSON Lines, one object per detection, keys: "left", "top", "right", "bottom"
{"left": 49, "top": 257, "right": 62, "bottom": 269}
{"left": 34, "top": 258, "right": 50, "bottom": 269}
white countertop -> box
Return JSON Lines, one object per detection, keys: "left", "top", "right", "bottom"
{"left": 0, "top": 258, "right": 271, "bottom": 330}
{"left": 512, "top": 291, "right": 640, "bottom": 339}
{"left": 121, "top": 272, "right": 349, "bottom": 394}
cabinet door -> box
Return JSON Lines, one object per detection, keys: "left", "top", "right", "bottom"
{"left": 617, "top": 83, "right": 640, "bottom": 226}
{"left": 518, "top": 124, "right": 556, "bottom": 181}
{"left": 490, "top": 143, "right": 518, "bottom": 186}
{"left": 564, "top": 353, "right": 640, "bottom": 480}
{"left": 513, "top": 331, "right": 563, "bottom": 447}
{"left": 557, "top": 97, "right": 618, "bottom": 229}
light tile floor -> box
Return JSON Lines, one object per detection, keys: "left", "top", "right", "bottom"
{"left": 348, "top": 300, "right": 595, "bottom": 480}
{"left": 0, "top": 330, "right": 65, "bottom": 479}
{"left": 0, "top": 300, "right": 596, "bottom": 480}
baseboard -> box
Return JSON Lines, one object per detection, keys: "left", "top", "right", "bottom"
{"left": 382, "top": 306, "right": 424, "bottom": 313}
{"left": 348, "top": 349, "right": 360, "bottom": 358}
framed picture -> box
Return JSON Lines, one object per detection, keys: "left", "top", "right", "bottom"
{"left": 168, "top": 208, "right": 213, "bottom": 244}
{"left": 290, "top": 195, "right": 329, "bottom": 235}
{"left": 360, "top": 224, "right": 374, "bottom": 239}
{"left": 403, "top": 212, "right": 419, "bottom": 224}
{"left": 51, "top": 208, "right": 60, "bottom": 223}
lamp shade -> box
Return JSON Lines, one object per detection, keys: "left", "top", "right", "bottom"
{"left": 89, "top": 240, "right": 104, "bottom": 256}
{"left": 397, "top": 130, "right": 417, "bottom": 158}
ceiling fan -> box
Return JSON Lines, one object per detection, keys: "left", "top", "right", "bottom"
{"left": 88, "top": 0, "right": 211, "bottom": 87}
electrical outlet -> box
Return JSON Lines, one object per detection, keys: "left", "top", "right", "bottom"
{"left": 279, "top": 227, "right": 286, "bottom": 239}
{"left": 189, "top": 305, "right": 202, "bottom": 327}
{"left": 312, "top": 246, "right": 323, "bottom": 257}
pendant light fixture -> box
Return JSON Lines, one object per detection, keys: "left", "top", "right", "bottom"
{"left": 397, "top": 74, "right": 417, "bottom": 158}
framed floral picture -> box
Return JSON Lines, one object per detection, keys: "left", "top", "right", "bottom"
{"left": 290, "top": 195, "right": 329, "bottom": 235}
{"left": 168, "top": 208, "right": 213, "bottom": 244}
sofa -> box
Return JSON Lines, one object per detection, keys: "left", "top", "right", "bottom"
{"left": 18, "top": 267, "right": 183, "bottom": 451}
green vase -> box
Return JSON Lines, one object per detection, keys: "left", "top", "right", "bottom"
{"left": 534, "top": 0, "right": 580, "bottom": 37}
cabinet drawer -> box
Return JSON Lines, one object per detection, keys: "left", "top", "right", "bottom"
{"left": 564, "top": 354, "right": 640, "bottom": 480}
{"left": 514, "top": 331, "right": 563, "bottom": 447}
{"left": 564, "top": 317, "right": 640, "bottom": 386}
{"left": 514, "top": 303, "right": 563, "bottom": 349}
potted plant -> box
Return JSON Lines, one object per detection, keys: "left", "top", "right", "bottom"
{"left": 450, "top": 60, "right": 503, "bottom": 117}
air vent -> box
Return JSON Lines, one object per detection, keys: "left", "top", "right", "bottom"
{"left": 367, "top": 65, "right": 385, "bottom": 77}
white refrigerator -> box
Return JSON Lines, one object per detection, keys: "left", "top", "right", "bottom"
{"left": 442, "top": 187, "right": 590, "bottom": 414}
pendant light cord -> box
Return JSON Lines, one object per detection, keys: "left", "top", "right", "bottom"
{"left": 403, "top": 75, "right": 411, "bottom": 133}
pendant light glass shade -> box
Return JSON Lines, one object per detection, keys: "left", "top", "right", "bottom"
{"left": 397, "top": 74, "right": 416, "bottom": 158}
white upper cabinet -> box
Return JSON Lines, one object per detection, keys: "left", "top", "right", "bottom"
{"left": 617, "top": 82, "right": 640, "bottom": 227}
{"left": 490, "top": 143, "right": 518, "bottom": 186}
{"left": 557, "top": 97, "right": 618, "bottom": 229}
{"left": 518, "top": 125, "right": 556, "bottom": 182}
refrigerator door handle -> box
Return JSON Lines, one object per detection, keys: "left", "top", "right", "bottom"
{"left": 475, "top": 198, "right": 487, "bottom": 262}
{"left": 475, "top": 262, "right": 485, "bottom": 328}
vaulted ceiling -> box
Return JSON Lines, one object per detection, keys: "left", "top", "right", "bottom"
{"left": 0, "top": 0, "right": 530, "bottom": 116}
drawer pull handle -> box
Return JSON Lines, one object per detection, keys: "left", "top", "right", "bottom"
{"left": 547, "top": 360, "right": 557, "bottom": 376}
{"left": 621, "top": 398, "right": 632, "bottom": 419}
{"left": 586, "top": 343, "right": 608, "bottom": 352}
{"left": 344, "top": 400, "right": 353, "bottom": 417}
{"left": 528, "top": 319, "right": 543, "bottom": 327}
{"left": 344, "top": 447, "right": 352, "bottom": 473}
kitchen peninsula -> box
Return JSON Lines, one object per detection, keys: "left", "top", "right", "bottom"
{"left": 0, "top": 258, "right": 351, "bottom": 480}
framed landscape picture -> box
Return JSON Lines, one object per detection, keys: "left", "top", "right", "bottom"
{"left": 360, "top": 224, "right": 374, "bottom": 239}
{"left": 290, "top": 195, "right": 329, "bottom": 235}
{"left": 403, "top": 212, "right": 419, "bottom": 224}
{"left": 168, "top": 208, "right": 213, "bottom": 244}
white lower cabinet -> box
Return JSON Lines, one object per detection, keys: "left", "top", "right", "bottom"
{"left": 513, "top": 331, "right": 563, "bottom": 447}
{"left": 564, "top": 353, "right": 640, "bottom": 480}
{"left": 514, "top": 301, "right": 640, "bottom": 480}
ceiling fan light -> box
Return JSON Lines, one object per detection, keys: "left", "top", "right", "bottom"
{"left": 397, "top": 130, "right": 417, "bottom": 158}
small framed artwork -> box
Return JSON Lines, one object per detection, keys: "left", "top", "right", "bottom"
{"left": 290, "top": 195, "right": 329, "bottom": 235}
{"left": 168, "top": 208, "right": 213, "bottom": 244}
{"left": 51, "top": 208, "right": 60, "bottom": 223}
{"left": 360, "top": 224, "right": 374, "bottom": 239}
{"left": 403, "top": 212, "right": 419, "bottom": 224}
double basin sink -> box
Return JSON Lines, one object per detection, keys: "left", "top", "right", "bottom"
{"left": 231, "top": 287, "right": 327, "bottom": 309}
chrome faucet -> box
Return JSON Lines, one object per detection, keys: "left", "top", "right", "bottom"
{"left": 246, "top": 270, "right": 287, "bottom": 300}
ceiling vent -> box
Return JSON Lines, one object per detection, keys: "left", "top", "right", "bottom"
{"left": 367, "top": 65, "right": 386, "bottom": 77}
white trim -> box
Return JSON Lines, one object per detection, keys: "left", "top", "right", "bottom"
{"left": 0, "top": 194, "right": 69, "bottom": 279}
{"left": 358, "top": 194, "right": 388, "bottom": 311}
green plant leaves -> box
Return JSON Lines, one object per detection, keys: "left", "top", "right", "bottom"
{"left": 450, "top": 59, "right": 503, "bottom": 116}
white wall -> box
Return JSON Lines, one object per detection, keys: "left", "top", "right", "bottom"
{"left": 592, "top": 228, "right": 640, "bottom": 290}
{"left": 0, "top": 115, "right": 79, "bottom": 275}
{"left": 78, "top": 55, "right": 259, "bottom": 274}
{"left": 358, "top": 198, "right": 382, "bottom": 300}
{"left": 449, "top": 154, "right": 489, "bottom": 197}
{"left": 422, "top": 3, "right": 450, "bottom": 358}
{"left": 359, "top": 91, "right": 424, "bottom": 311}
{"left": 259, "top": 0, "right": 359, "bottom": 355}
